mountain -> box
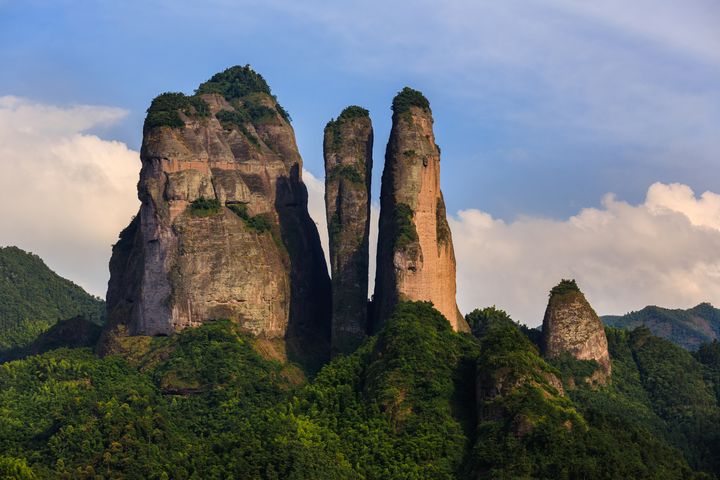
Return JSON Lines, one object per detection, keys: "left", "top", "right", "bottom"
{"left": 603, "top": 303, "right": 720, "bottom": 350}
{"left": 0, "top": 246, "right": 104, "bottom": 354}
{"left": 100, "top": 66, "right": 331, "bottom": 369}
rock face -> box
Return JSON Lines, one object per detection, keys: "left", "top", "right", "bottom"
{"left": 100, "top": 66, "right": 331, "bottom": 364}
{"left": 373, "top": 88, "right": 468, "bottom": 332}
{"left": 324, "top": 106, "right": 373, "bottom": 355}
{"left": 541, "top": 280, "right": 611, "bottom": 382}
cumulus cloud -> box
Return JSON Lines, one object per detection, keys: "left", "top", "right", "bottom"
{"left": 305, "top": 179, "right": 720, "bottom": 326}
{"left": 451, "top": 183, "right": 720, "bottom": 325}
{"left": 0, "top": 96, "right": 140, "bottom": 296}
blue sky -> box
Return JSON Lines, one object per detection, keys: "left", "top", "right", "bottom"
{"left": 3, "top": 0, "right": 717, "bottom": 218}
{"left": 1, "top": 0, "right": 719, "bottom": 323}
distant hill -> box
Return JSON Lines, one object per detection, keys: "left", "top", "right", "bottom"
{"left": 602, "top": 303, "right": 720, "bottom": 350}
{"left": 0, "top": 246, "right": 105, "bottom": 353}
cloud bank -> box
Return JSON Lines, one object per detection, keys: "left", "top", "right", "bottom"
{"left": 305, "top": 178, "right": 720, "bottom": 326}
{"left": 450, "top": 182, "right": 720, "bottom": 325}
{"left": 0, "top": 96, "right": 140, "bottom": 296}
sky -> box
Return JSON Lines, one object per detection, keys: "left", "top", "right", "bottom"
{"left": 0, "top": 0, "right": 719, "bottom": 325}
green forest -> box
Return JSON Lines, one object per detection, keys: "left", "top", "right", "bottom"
{"left": 0, "top": 247, "right": 104, "bottom": 356}
{"left": 1, "top": 301, "right": 719, "bottom": 479}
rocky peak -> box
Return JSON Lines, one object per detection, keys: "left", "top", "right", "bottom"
{"left": 324, "top": 106, "right": 373, "bottom": 355}
{"left": 373, "top": 88, "right": 468, "bottom": 332}
{"left": 541, "top": 279, "right": 611, "bottom": 383}
{"left": 100, "top": 65, "right": 330, "bottom": 367}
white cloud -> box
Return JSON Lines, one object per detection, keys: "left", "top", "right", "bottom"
{"left": 451, "top": 183, "right": 720, "bottom": 325}
{"left": 305, "top": 179, "right": 720, "bottom": 326}
{"left": 0, "top": 96, "right": 140, "bottom": 296}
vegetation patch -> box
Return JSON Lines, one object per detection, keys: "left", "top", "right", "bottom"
{"left": 436, "top": 197, "right": 452, "bottom": 245}
{"left": 393, "top": 203, "right": 418, "bottom": 249}
{"left": 327, "top": 164, "right": 363, "bottom": 184}
{"left": 226, "top": 202, "right": 272, "bottom": 233}
{"left": 215, "top": 110, "right": 260, "bottom": 145}
{"left": 196, "top": 65, "right": 290, "bottom": 121}
{"left": 550, "top": 278, "right": 581, "bottom": 296}
{"left": 190, "top": 197, "right": 221, "bottom": 217}
{"left": 550, "top": 352, "right": 600, "bottom": 386}
{"left": 391, "top": 86, "right": 431, "bottom": 116}
{"left": 325, "top": 105, "right": 369, "bottom": 152}
{"left": 144, "top": 92, "right": 209, "bottom": 132}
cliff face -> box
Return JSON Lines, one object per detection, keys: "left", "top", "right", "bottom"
{"left": 101, "top": 66, "right": 330, "bottom": 364}
{"left": 373, "top": 88, "right": 468, "bottom": 332}
{"left": 541, "top": 280, "right": 611, "bottom": 383}
{"left": 324, "top": 106, "right": 373, "bottom": 355}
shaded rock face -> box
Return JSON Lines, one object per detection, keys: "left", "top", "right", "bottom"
{"left": 541, "top": 280, "right": 612, "bottom": 382}
{"left": 373, "top": 88, "right": 468, "bottom": 332}
{"left": 323, "top": 106, "right": 373, "bottom": 355}
{"left": 101, "top": 66, "right": 330, "bottom": 364}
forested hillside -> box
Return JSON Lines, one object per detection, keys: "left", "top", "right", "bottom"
{"left": 603, "top": 303, "right": 720, "bottom": 350}
{"left": 1, "top": 302, "right": 718, "bottom": 479}
{"left": 0, "top": 247, "right": 105, "bottom": 355}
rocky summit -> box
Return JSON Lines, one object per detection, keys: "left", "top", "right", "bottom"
{"left": 100, "top": 66, "right": 331, "bottom": 364}
{"left": 323, "top": 106, "right": 373, "bottom": 355}
{"left": 373, "top": 88, "right": 468, "bottom": 332}
{"left": 541, "top": 279, "right": 612, "bottom": 383}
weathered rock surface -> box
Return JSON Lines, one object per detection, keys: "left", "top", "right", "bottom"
{"left": 541, "top": 280, "right": 612, "bottom": 383}
{"left": 324, "top": 106, "right": 373, "bottom": 355}
{"left": 373, "top": 88, "right": 468, "bottom": 332}
{"left": 100, "top": 66, "right": 330, "bottom": 365}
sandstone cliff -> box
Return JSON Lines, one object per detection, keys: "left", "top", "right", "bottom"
{"left": 541, "top": 279, "right": 611, "bottom": 383}
{"left": 373, "top": 88, "right": 468, "bottom": 332}
{"left": 100, "top": 66, "right": 331, "bottom": 365}
{"left": 324, "top": 106, "right": 373, "bottom": 355}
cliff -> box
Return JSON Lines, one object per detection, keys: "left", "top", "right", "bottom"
{"left": 100, "top": 66, "right": 331, "bottom": 365}
{"left": 541, "top": 280, "right": 611, "bottom": 383}
{"left": 373, "top": 88, "right": 468, "bottom": 332}
{"left": 323, "top": 106, "right": 373, "bottom": 355}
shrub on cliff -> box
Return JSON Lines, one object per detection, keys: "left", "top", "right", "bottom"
{"left": 189, "top": 197, "right": 221, "bottom": 217}
{"left": 196, "top": 65, "right": 290, "bottom": 121}
{"left": 144, "top": 92, "right": 209, "bottom": 132}
{"left": 392, "top": 87, "right": 431, "bottom": 115}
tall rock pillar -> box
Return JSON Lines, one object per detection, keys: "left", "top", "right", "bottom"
{"left": 373, "top": 88, "right": 468, "bottom": 332}
{"left": 324, "top": 106, "right": 373, "bottom": 355}
{"left": 541, "top": 279, "right": 612, "bottom": 384}
{"left": 100, "top": 66, "right": 331, "bottom": 367}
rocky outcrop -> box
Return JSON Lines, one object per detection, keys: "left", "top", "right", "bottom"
{"left": 541, "top": 280, "right": 611, "bottom": 383}
{"left": 324, "top": 106, "right": 373, "bottom": 355}
{"left": 100, "top": 66, "right": 331, "bottom": 366}
{"left": 373, "top": 88, "right": 468, "bottom": 332}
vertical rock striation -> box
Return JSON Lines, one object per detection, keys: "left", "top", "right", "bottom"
{"left": 324, "top": 106, "right": 373, "bottom": 355}
{"left": 373, "top": 88, "right": 468, "bottom": 332}
{"left": 541, "top": 279, "right": 612, "bottom": 383}
{"left": 100, "top": 66, "right": 330, "bottom": 366}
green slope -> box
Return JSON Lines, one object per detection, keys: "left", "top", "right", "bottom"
{"left": 603, "top": 303, "right": 720, "bottom": 350}
{"left": 0, "top": 246, "right": 105, "bottom": 353}
{"left": 0, "top": 302, "right": 717, "bottom": 479}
